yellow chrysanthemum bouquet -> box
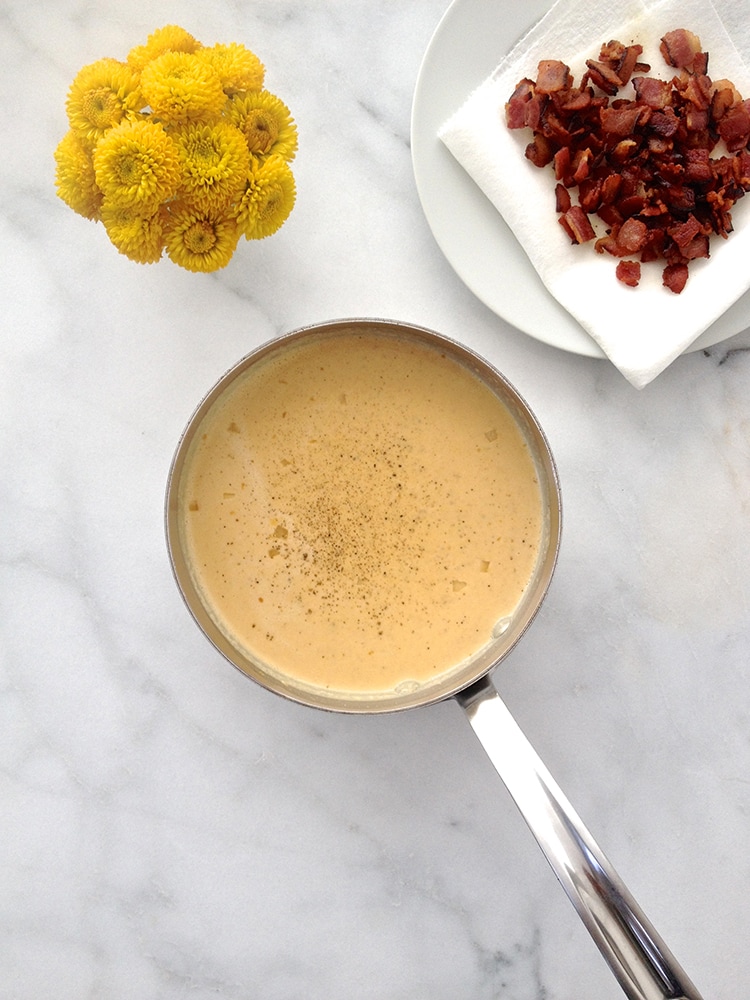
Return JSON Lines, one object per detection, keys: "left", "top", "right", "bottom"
{"left": 54, "top": 25, "right": 297, "bottom": 272}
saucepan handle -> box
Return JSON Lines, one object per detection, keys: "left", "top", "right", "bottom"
{"left": 455, "top": 674, "right": 703, "bottom": 1000}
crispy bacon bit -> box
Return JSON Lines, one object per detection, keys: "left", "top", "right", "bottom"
{"left": 718, "top": 101, "right": 750, "bottom": 152}
{"left": 668, "top": 214, "right": 702, "bottom": 248}
{"left": 663, "top": 262, "right": 689, "bottom": 293}
{"left": 599, "top": 40, "right": 642, "bottom": 87}
{"left": 600, "top": 104, "right": 642, "bottom": 135}
{"left": 632, "top": 76, "right": 672, "bottom": 108}
{"left": 712, "top": 80, "right": 741, "bottom": 121}
{"left": 585, "top": 58, "right": 623, "bottom": 95}
{"left": 505, "top": 28, "right": 750, "bottom": 293}
{"left": 527, "top": 136, "right": 555, "bottom": 167}
{"left": 616, "top": 217, "right": 649, "bottom": 254}
{"left": 559, "top": 205, "right": 596, "bottom": 243}
{"left": 660, "top": 29, "right": 703, "bottom": 71}
{"left": 536, "top": 59, "right": 571, "bottom": 94}
{"left": 555, "top": 182, "right": 572, "bottom": 213}
{"left": 616, "top": 260, "right": 641, "bottom": 286}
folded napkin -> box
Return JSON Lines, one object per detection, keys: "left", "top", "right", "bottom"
{"left": 439, "top": 0, "right": 750, "bottom": 387}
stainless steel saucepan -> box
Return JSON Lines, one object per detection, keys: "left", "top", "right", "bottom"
{"left": 165, "top": 319, "right": 703, "bottom": 1000}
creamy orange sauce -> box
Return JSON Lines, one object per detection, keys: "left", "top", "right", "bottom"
{"left": 178, "top": 331, "right": 543, "bottom": 696}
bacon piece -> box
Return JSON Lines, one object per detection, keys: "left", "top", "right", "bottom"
{"left": 685, "top": 107, "right": 709, "bottom": 132}
{"left": 662, "top": 262, "right": 689, "bottom": 293}
{"left": 594, "top": 41, "right": 643, "bottom": 86}
{"left": 553, "top": 145, "right": 571, "bottom": 181}
{"left": 585, "top": 58, "right": 623, "bottom": 95}
{"left": 535, "top": 59, "right": 571, "bottom": 94}
{"left": 600, "top": 104, "right": 642, "bottom": 136}
{"left": 505, "top": 78, "right": 535, "bottom": 129}
{"left": 600, "top": 173, "right": 622, "bottom": 205}
{"left": 711, "top": 80, "right": 741, "bottom": 121}
{"left": 632, "top": 76, "right": 673, "bottom": 108}
{"left": 559, "top": 206, "right": 596, "bottom": 243}
{"left": 610, "top": 138, "right": 639, "bottom": 164}
{"left": 718, "top": 101, "right": 750, "bottom": 152}
{"left": 613, "top": 44, "right": 642, "bottom": 87}
{"left": 560, "top": 88, "right": 593, "bottom": 112}
{"left": 678, "top": 72, "right": 712, "bottom": 109}
{"left": 641, "top": 226, "right": 667, "bottom": 262}
{"left": 572, "top": 147, "right": 594, "bottom": 183}
{"left": 660, "top": 29, "right": 703, "bottom": 71}
{"left": 525, "top": 134, "right": 554, "bottom": 167}
{"left": 679, "top": 233, "right": 710, "bottom": 260}
{"left": 578, "top": 177, "right": 603, "bottom": 212}
{"left": 662, "top": 184, "right": 696, "bottom": 213}
{"left": 596, "top": 217, "right": 649, "bottom": 257}
{"left": 616, "top": 217, "right": 649, "bottom": 254}
{"left": 616, "top": 260, "right": 641, "bottom": 286}
{"left": 523, "top": 94, "right": 547, "bottom": 131}
{"left": 668, "top": 214, "right": 702, "bottom": 248}
{"left": 649, "top": 107, "right": 680, "bottom": 137}
{"left": 647, "top": 136, "right": 673, "bottom": 156}
{"left": 555, "top": 183, "right": 571, "bottom": 213}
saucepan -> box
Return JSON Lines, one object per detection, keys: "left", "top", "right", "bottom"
{"left": 165, "top": 318, "right": 702, "bottom": 1000}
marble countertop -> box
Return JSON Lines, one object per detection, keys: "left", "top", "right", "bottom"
{"left": 3, "top": 1, "right": 750, "bottom": 997}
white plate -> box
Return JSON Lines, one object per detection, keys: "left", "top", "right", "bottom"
{"left": 411, "top": 0, "right": 750, "bottom": 357}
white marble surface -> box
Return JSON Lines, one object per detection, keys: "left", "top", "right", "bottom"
{"left": 3, "top": 1, "right": 750, "bottom": 997}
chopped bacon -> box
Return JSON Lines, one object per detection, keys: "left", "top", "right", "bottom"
{"left": 595, "top": 217, "right": 648, "bottom": 257}
{"left": 572, "top": 147, "right": 593, "bottom": 183}
{"left": 616, "top": 260, "right": 641, "bottom": 286}
{"left": 663, "top": 262, "right": 689, "bottom": 293}
{"left": 579, "top": 177, "right": 603, "bottom": 212}
{"left": 718, "top": 101, "right": 750, "bottom": 152}
{"left": 683, "top": 148, "right": 713, "bottom": 183}
{"left": 660, "top": 29, "right": 703, "bottom": 71}
{"left": 616, "top": 217, "right": 649, "bottom": 254}
{"left": 559, "top": 205, "right": 596, "bottom": 243}
{"left": 600, "top": 104, "right": 642, "bottom": 135}
{"left": 711, "top": 80, "right": 741, "bottom": 121}
{"left": 606, "top": 40, "right": 642, "bottom": 87}
{"left": 535, "top": 59, "right": 571, "bottom": 94}
{"left": 678, "top": 72, "right": 712, "bottom": 110}
{"left": 632, "top": 76, "right": 671, "bottom": 108}
{"left": 555, "top": 182, "right": 571, "bottom": 213}
{"left": 553, "top": 145, "right": 571, "bottom": 180}
{"left": 668, "top": 214, "right": 702, "bottom": 248}
{"left": 561, "top": 88, "right": 593, "bottom": 112}
{"left": 505, "top": 78, "right": 535, "bottom": 129}
{"left": 585, "top": 59, "right": 623, "bottom": 95}
{"left": 649, "top": 107, "right": 680, "bottom": 137}
{"left": 525, "top": 134, "right": 554, "bottom": 167}
{"left": 679, "top": 233, "right": 710, "bottom": 260}
{"left": 506, "top": 27, "right": 750, "bottom": 293}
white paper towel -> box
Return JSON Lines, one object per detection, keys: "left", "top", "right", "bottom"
{"left": 439, "top": 0, "right": 750, "bottom": 387}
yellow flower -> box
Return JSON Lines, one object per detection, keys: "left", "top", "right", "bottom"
{"left": 54, "top": 130, "right": 103, "bottom": 220}
{"left": 101, "top": 200, "right": 166, "bottom": 263}
{"left": 226, "top": 90, "right": 298, "bottom": 161}
{"left": 56, "top": 29, "right": 297, "bottom": 270}
{"left": 164, "top": 203, "right": 240, "bottom": 271}
{"left": 196, "top": 42, "right": 264, "bottom": 95}
{"left": 140, "top": 51, "right": 225, "bottom": 125}
{"left": 66, "top": 58, "right": 143, "bottom": 145}
{"left": 127, "top": 25, "right": 201, "bottom": 73}
{"left": 234, "top": 154, "right": 296, "bottom": 240}
{"left": 93, "top": 119, "right": 181, "bottom": 213}
{"left": 174, "top": 121, "right": 250, "bottom": 211}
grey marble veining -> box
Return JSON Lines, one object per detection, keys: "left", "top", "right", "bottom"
{"left": 2, "top": 1, "right": 750, "bottom": 997}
